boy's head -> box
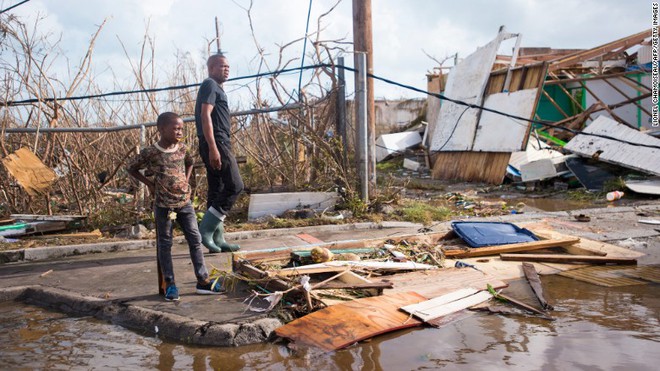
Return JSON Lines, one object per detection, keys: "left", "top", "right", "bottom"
{"left": 156, "top": 112, "right": 184, "bottom": 144}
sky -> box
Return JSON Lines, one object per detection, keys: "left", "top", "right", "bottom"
{"left": 2, "top": 0, "right": 654, "bottom": 109}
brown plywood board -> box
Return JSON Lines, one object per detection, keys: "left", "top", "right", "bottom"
{"left": 381, "top": 268, "right": 508, "bottom": 298}
{"left": 2, "top": 147, "right": 57, "bottom": 196}
{"left": 431, "top": 151, "right": 510, "bottom": 184}
{"left": 274, "top": 291, "right": 427, "bottom": 351}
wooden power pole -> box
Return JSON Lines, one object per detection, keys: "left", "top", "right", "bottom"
{"left": 352, "top": 0, "right": 376, "bottom": 199}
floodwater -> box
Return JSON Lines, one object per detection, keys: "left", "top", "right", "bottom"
{"left": 1, "top": 276, "right": 658, "bottom": 370}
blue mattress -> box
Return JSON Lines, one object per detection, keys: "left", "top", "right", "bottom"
{"left": 451, "top": 221, "right": 539, "bottom": 248}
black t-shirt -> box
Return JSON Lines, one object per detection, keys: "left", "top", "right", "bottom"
{"left": 194, "top": 78, "right": 231, "bottom": 143}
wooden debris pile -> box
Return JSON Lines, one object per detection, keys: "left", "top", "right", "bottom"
{"left": 247, "top": 221, "right": 646, "bottom": 351}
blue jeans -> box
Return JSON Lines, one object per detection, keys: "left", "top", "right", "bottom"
{"left": 154, "top": 202, "right": 208, "bottom": 284}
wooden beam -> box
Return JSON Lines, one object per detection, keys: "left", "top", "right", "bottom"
{"left": 314, "top": 281, "right": 393, "bottom": 290}
{"left": 549, "top": 29, "right": 651, "bottom": 71}
{"left": 541, "top": 89, "right": 571, "bottom": 119}
{"left": 444, "top": 237, "right": 580, "bottom": 258}
{"left": 500, "top": 254, "right": 637, "bottom": 265}
{"left": 601, "top": 78, "right": 652, "bottom": 117}
{"left": 544, "top": 70, "right": 645, "bottom": 86}
{"left": 491, "top": 291, "right": 550, "bottom": 318}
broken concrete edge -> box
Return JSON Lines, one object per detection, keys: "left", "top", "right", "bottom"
{"left": 0, "top": 221, "right": 425, "bottom": 264}
{"left": 0, "top": 285, "right": 282, "bottom": 347}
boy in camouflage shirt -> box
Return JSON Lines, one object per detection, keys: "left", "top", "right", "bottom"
{"left": 127, "top": 112, "right": 222, "bottom": 301}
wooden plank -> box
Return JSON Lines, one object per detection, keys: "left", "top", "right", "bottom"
{"left": 550, "top": 29, "right": 651, "bottom": 71}
{"left": 524, "top": 224, "right": 645, "bottom": 258}
{"left": 314, "top": 281, "right": 393, "bottom": 290}
{"left": 522, "top": 262, "right": 553, "bottom": 310}
{"left": 491, "top": 291, "right": 549, "bottom": 317}
{"left": 444, "top": 237, "right": 580, "bottom": 258}
{"left": 401, "top": 291, "right": 492, "bottom": 322}
{"left": 270, "top": 265, "right": 349, "bottom": 277}
{"left": 382, "top": 268, "right": 508, "bottom": 299}
{"left": 400, "top": 288, "right": 479, "bottom": 314}
{"left": 295, "top": 233, "right": 324, "bottom": 244}
{"left": 10, "top": 214, "right": 87, "bottom": 222}
{"left": 500, "top": 254, "right": 637, "bottom": 265}
{"left": 274, "top": 291, "right": 427, "bottom": 351}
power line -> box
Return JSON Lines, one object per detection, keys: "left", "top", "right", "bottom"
{"left": 0, "top": 0, "right": 30, "bottom": 14}
{"left": 297, "top": 0, "right": 314, "bottom": 98}
{"left": 3, "top": 62, "right": 658, "bottom": 150}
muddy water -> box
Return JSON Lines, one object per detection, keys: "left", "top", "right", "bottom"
{"left": 1, "top": 276, "right": 658, "bottom": 370}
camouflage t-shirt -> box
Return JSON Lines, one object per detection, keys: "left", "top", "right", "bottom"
{"left": 127, "top": 143, "right": 193, "bottom": 208}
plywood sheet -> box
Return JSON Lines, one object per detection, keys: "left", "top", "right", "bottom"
{"left": 431, "top": 151, "right": 510, "bottom": 184}
{"left": 400, "top": 289, "right": 491, "bottom": 323}
{"left": 472, "top": 89, "right": 539, "bottom": 152}
{"left": 1, "top": 147, "right": 57, "bottom": 196}
{"left": 564, "top": 116, "right": 660, "bottom": 175}
{"left": 247, "top": 192, "right": 340, "bottom": 220}
{"left": 558, "top": 265, "right": 648, "bottom": 287}
{"left": 381, "top": 267, "right": 507, "bottom": 298}
{"left": 430, "top": 33, "right": 505, "bottom": 151}
{"left": 274, "top": 291, "right": 427, "bottom": 351}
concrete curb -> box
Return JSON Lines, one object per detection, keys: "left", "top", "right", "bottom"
{"left": 2, "top": 285, "right": 282, "bottom": 347}
{"left": 0, "top": 221, "right": 424, "bottom": 264}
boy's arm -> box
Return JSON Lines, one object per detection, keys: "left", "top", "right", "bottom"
{"left": 128, "top": 168, "right": 155, "bottom": 196}
{"left": 127, "top": 152, "right": 156, "bottom": 196}
{"left": 184, "top": 149, "right": 194, "bottom": 182}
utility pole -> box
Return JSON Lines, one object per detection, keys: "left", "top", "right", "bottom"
{"left": 352, "top": 0, "right": 376, "bottom": 199}
{"left": 215, "top": 17, "right": 221, "bottom": 53}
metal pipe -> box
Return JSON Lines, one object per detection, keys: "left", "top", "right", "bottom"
{"left": 336, "top": 56, "right": 348, "bottom": 169}
{"left": 3, "top": 103, "right": 304, "bottom": 133}
{"left": 355, "top": 52, "right": 368, "bottom": 202}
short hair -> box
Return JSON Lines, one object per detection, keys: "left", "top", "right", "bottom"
{"left": 156, "top": 112, "right": 180, "bottom": 129}
{"left": 207, "top": 53, "right": 227, "bottom": 69}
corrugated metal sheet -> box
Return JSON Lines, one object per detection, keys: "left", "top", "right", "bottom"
{"left": 564, "top": 116, "right": 660, "bottom": 175}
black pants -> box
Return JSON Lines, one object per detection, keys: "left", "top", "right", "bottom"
{"left": 199, "top": 140, "right": 244, "bottom": 215}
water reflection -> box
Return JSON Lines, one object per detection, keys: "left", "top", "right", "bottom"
{"left": 0, "top": 275, "right": 658, "bottom": 370}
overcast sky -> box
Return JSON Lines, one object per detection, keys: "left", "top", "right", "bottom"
{"left": 4, "top": 0, "right": 653, "bottom": 107}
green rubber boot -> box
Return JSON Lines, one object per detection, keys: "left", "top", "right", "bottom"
{"left": 213, "top": 222, "right": 240, "bottom": 252}
{"left": 199, "top": 211, "right": 222, "bottom": 253}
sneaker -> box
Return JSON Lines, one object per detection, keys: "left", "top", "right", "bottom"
{"left": 165, "top": 285, "right": 180, "bottom": 301}
{"left": 196, "top": 279, "right": 225, "bottom": 295}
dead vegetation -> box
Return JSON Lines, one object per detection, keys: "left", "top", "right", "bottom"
{"left": 0, "top": 4, "right": 362, "bottom": 231}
